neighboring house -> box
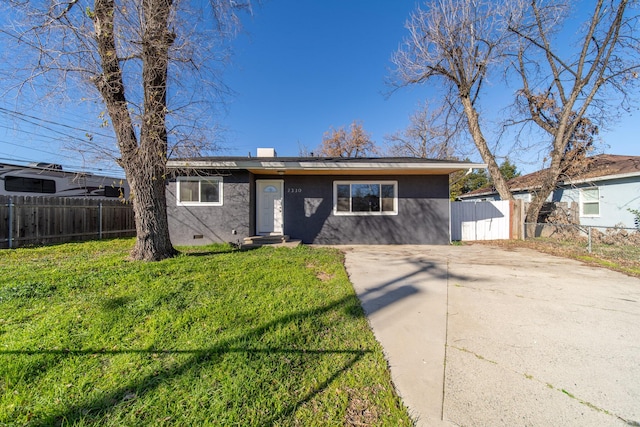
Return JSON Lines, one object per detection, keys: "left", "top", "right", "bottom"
{"left": 166, "top": 149, "right": 484, "bottom": 245}
{"left": 458, "top": 154, "right": 640, "bottom": 228}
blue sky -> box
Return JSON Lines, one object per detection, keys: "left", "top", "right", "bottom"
{"left": 220, "top": 0, "right": 426, "bottom": 157}
{"left": 0, "top": 0, "right": 638, "bottom": 178}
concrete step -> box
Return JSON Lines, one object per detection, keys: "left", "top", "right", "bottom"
{"left": 241, "top": 235, "right": 302, "bottom": 249}
{"left": 243, "top": 235, "right": 289, "bottom": 245}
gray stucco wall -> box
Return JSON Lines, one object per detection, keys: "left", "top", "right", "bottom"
{"left": 166, "top": 171, "right": 251, "bottom": 246}
{"left": 260, "top": 174, "right": 451, "bottom": 245}
{"left": 167, "top": 171, "right": 452, "bottom": 245}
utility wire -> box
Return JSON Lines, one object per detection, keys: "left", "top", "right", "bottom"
{"left": 0, "top": 113, "right": 107, "bottom": 145}
{"left": 0, "top": 137, "right": 77, "bottom": 159}
{"left": 0, "top": 106, "right": 124, "bottom": 176}
{"left": 0, "top": 106, "right": 114, "bottom": 140}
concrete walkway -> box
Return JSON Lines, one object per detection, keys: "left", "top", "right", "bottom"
{"left": 342, "top": 244, "right": 640, "bottom": 427}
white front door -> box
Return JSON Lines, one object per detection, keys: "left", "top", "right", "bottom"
{"left": 256, "top": 180, "right": 284, "bottom": 235}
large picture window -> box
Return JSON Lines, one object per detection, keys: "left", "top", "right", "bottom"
{"left": 580, "top": 187, "right": 599, "bottom": 216}
{"left": 334, "top": 181, "right": 397, "bottom": 215}
{"left": 177, "top": 177, "right": 222, "bottom": 206}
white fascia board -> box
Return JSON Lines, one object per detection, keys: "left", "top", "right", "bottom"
{"left": 167, "top": 159, "right": 487, "bottom": 172}
{"left": 167, "top": 160, "right": 239, "bottom": 168}
{"left": 297, "top": 161, "right": 486, "bottom": 171}
{"left": 560, "top": 171, "right": 640, "bottom": 186}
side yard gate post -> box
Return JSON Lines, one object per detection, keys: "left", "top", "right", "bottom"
{"left": 8, "top": 197, "right": 13, "bottom": 249}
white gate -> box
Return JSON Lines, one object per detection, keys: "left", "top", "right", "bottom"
{"left": 451, "top": 200, "right": 511, "bottom": 241}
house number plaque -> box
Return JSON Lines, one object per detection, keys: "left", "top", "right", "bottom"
{"left": 287, "top": 188, "right": 302, "bottom": 193}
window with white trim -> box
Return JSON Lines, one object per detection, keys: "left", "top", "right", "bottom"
{"left": 176, "top": 177, "right": 222, "bottom": 206}
{"left": 580, "top": 187, "right": 599, "bottom": 216}
{"left": 333, "top": 181, "right": 397, "bottom": 215}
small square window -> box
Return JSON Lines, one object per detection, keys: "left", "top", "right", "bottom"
{"left": 580, "top": 187, "right": 599, "bottom": 217}
{"left": 177, "top": 177, "right": 223, "bottom": 206}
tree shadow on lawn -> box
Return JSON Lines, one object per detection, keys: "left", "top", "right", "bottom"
{"left": 2, "top": 295, "right": 374, "bottom": 426}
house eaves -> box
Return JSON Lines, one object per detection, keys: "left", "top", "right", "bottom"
{"left": 560, "top": 170, "right": 640, "bottom": 186}
{"left": 167, "top": 158, "right": 486, "bottom": 176}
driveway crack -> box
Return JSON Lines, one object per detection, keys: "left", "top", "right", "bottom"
{"left": 449, "top": 345, "right": 637, "bottom": 425}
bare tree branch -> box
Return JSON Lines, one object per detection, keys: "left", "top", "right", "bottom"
{"left": 510, "top": 0, "right": 639, "bottom": 222}
{"left": 0, "top": 0, "right": 251, "bottom": 260}
{"left": 392, "top": 0, "right": 639, "bottom": 224}
{"left": 390, "top": 0, "right": 519, "bottom": 201}
{"left": 384, "top": 102, "right": 461, "bottom": 159}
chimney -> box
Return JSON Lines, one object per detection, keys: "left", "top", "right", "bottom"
{"left": 257, "top": 148, "right": 277, "bottom": 158}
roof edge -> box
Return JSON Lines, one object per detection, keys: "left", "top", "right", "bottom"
{"left": 166, "top": 158, "right": 487, "bottom": 172}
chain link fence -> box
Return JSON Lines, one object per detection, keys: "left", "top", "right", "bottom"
{"left": 524, "top": 222, "right": 640, "bottom": 259}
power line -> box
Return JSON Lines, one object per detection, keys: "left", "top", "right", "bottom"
{"left": 0, "top": 106, "right": 115, "bottom": 140}
{"left": 0, "top": 112, "right": 109, "bottom": 146}
{"left": 0, "top": 106, "right": 122, "bottom": 175}
{"left": 0, "top": 119, "right": 125, "bottom": 177}
{"left": 0, "top": 137, "right": 77, "bottom": 159}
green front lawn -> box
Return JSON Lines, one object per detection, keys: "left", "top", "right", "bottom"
{"left": 0, "top": 239, "right": 412, "bottom": 426}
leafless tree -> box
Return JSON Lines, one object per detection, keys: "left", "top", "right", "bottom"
{"left": 384, "top": 102, "right": 462, "bottom": 159}
{"left": 391, "top": 0, "right": 518, "bottom": 201}
{"left": 392, "top": 0, "right": 640, "bottom": 223}
{"left": 316, "top": 120, "right": 378, "bottom": 157}
{"left": 1, "top": 0, "right": 250, "bottom": 260}
{"left": 509, "top": 0, "right": 639, "bottom": 223}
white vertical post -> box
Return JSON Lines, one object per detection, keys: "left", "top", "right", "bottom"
{"left": 8, "top": 197, "right": 13, "bottom": 249}
{"left": 588, "top": 226, "right": 592, "bottom": 253}
{"left": 99, "top": 202, "right": 103, "bottom": 240}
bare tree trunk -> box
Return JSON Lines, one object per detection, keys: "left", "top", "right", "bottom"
{"left": 93, "top": 0, "right": 177, "bottom": 260}
{"left": 129, "top": 0, "right": 177, "bottom": 260}
{"left": 460, "top": 96, "right": 513, "bottom": 201}
{"left": 128, "top": 168, "right": 176, "bottom": 261}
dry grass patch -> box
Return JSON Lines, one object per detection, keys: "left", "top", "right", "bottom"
{"left": 479, "top": 238, "right": 640, "bottom": 278}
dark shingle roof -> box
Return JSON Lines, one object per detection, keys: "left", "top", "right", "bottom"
{"left": 461, "top": 154, "right": 640, "bottom": 198}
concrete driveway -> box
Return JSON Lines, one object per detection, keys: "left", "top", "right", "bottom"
{"left": 341, "top": 244, "right": 640, "bottom": 427}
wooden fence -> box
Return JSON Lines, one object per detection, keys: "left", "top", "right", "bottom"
{"left": 0, "top": 196, "right": 136, "bottom": 249}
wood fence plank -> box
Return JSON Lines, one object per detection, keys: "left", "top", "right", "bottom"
{"left": 0, "top": 195, "right": 135, "bottom": 248}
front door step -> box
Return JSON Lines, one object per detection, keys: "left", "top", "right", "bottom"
{"left": 241, "top": 235, "right": 301, "bottom": 248}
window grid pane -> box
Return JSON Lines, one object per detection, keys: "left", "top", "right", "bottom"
{"left": 583, "top": 202, "right": 599, "bottom": 215}
{"left": 352, "top": 184, "right": 380, "bottom": 212}
{"left": 381, "top": 184, "right": 394, "bottom": 212}
{"left": 179, "top": 180, "right": 199, "bottom": 202}
{"left": 337, "top": 184, "right": 350, "bottom": 212}
{"left": 200, "top": 180, "right": 219, "bottom": 203}
{"left": 582, "top": 188, "right": 599, "bottom": 202}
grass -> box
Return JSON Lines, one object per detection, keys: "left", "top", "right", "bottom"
{"left": 480, "top": 237, "right": 640, "bottom": 278}
{"left": 0, "top": 239, "right": 412, "bottom": 426}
